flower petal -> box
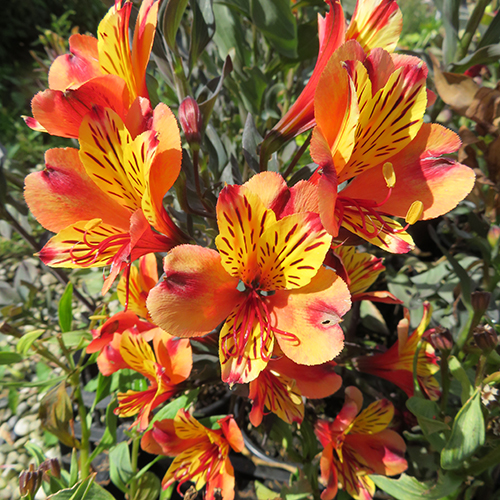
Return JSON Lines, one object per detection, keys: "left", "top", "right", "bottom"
{"left": 147, "top": 245, "right": 240, "bottom": 337}
{"left": 79, "top": 106, "right": 158, "bottom": 213}
{"left": 346, "top": 0, "right": 402, "bottom": 54}
{"left": 216, "top": 184, "right": 276, "bottom": 285}
{"left": 270, "top": 267, "right": 350, "bottom": 365}
{"left": 38, "top": 219, "right": 129, "bottom": 268}
{"left": 219, "top": 313, "right": 274, "bottom": 385}
{"left": 48, "top": 34, "right": 101, "bottom": 91}
{"left": 258, "top": 212, "right": 332, "bottom": 290}
{"left": 24, "top": 148, "right": 131, "bottom": 234}
{"left": 340, "top": 63, "right": 427, "bottom": 182}
{"left": 119, "top": 330, "right": 156, "bottom": 380}
{"left": 31, "top": 75, "right": 130, "bottom": 139}
{"left": 153, "top": 332, "right": 192, "bottom": 385}
{"left": 131, "top": 0, "right": 159, "bottom": 99}
{"left": 341, "top": 123, "right": 476, "bottom": 220}
{"left": 350, "top": 399, "right": 393, "bottom": 434}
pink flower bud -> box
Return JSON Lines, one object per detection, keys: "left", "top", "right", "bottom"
{"left": 426, "top": 327, "right": 453, "bottom": 353}
{"left": 474, "top": 325, "right": 498, "bottom": 353}
{"left": 179, "top": 96, "right": 202, "bottom": 148}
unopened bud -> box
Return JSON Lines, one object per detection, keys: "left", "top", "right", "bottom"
{"left": 40, "top": 458, "right": 61, "bottom": 480}
{"left": 474, "top": 325, "right": 498, "bottom": 353}
{"left": 179, "top": 96, "right": 203, "bottom": 148}
{"left": 19, "top": 465, "right": 42, "bottom": 497}
{"left": 487, "top": 225, "right": 500, "bottom": 248}
{"left": 426, "top": 327, "right": 453, "bottom": 352}
{"left": 471, "top": 291, "right": 491, "bottom": 316}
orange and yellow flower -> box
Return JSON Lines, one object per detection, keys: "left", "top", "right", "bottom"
{"left": 315, "top": 386, "right": 407, "bottom": 500}
{"left": 26, "top": 0, "right": 159, "bottom": 138}
{"left": 261, "top": 0, "right": 402, "bottom": 157}
{"left": 354, "top": 303, "right": 441, "bottom": 400}
{"left": 116, "top": 330, "right": 192, "bottom": 430}
{"left": 326, "top": 246, "right": 401, "bottom": 303}
{"left": 147, "top": 172, "right": 351, "bottom": 385}
{"left": 141, "top": 410, "right": 244, "bottom": 500}
{"left": 311, "top": 44, "right": 475, "bottom": 252}
{"left": 24, "top": 102, "right": 187, "bottom": 293}
{"left": 248, "top": 357, "right": 341, "bottom": 426}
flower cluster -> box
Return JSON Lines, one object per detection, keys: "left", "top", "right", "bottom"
{"left": 23, "top": 0, "right": 476, "bottom": 498}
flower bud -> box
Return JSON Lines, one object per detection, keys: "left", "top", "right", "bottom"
{"left": 40, "top": 458, "right": 61, "bottom": 480}
{"left": 19, "top": 465, "right": 42, "bottom": 497}
{"left": 474, "top": 325, "right": 498, "bottom": 353}
{"left": 471, "top": 291, "right": 491, "bottom": 316}
{"left": 426, "top": 327, "right": 453, "bottom": 353}
{"left": 179, "top": 96, "right": 202, "bottom": 149}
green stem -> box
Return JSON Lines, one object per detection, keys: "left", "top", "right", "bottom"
{"left": 475, "top": 354, "right": 488, "bottom": 386}
{"left": 456, "top": 0, "right": 491, "bottom": 61}
{"left": 283, "top": 132, "right": 312, "bottom": 179}
{"left": 440, "top": 354, "right": 451, "bottom": 413}
{"left": 129, "top": 432, "right": 141, "bottom": 499}
{"left": 74, "top": 385, "right": 91, "bottom": 480}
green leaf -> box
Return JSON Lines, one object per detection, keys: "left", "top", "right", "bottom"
{"left": 255, "top": 481, "right": 278, "bottom": 500}
{"left": 406, "top": 397, "right": 448, "bottom": 451}
{"left": 250, "top": 0, "right": 297, "bottom": 59}
{"left": 161, "top": 0, "right": 190, "bottom": 51}
{"left": 477, "top": 9, "right": 500, "bottom": 48}
{"left": 91, "top": 372, "right": 112, "bottom": 412}
{"left": 109, "top": 442, "right": 133, "bottom": 493}
{"left": 441, "top": 389, "right": 485, "bottom": 469}
{"left": 242, "top": 113, "right": 262, "bottom": 173}
{"left": 25, "top": 441, "right": 47, "bottom": 466}
{"left": 132, "top": 472, "right": 161, "bottom": 500}
{"left": 189, "top": 0, "right": 215, "bottom": 71}
{"left": 16, "top": 329, "right": 44, "bottom": 355}
{"left": 448, "top": 356, "right": 473, "bottom": 405}
{"left": 0, "top": 351, "right": 23, "bottom": 365}
{"left": 149, "top": 388, "right": 200, "bottom": 428}
{"left": 442, "top": 0, "right": 460, "bottom": 66}
{"left": 69, "top": 449, "right": 79, "bottom": 487}
{"left": 89, "top": 400, "right": 118, "bottom": 462}
{"left": 450, "top": 44, "right": 500, "bottom": 73}
{"left": 372, "top": 473, "right": 462, "bottom": 500}
{"left": 8, "top": 387, "right": 18, "bottom": 413}
{"left": 47, "top": 475, "right": 115, "bottom": 499}
{"left": 58, "top": 282, "right": 73, "bottom": 333}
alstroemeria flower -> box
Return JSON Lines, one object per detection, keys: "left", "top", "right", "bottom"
{"left": 354, "top": 303, "right": 441, "bottom": 400}
{"left": 25, "top": 0, "right": 158, "bottom": 138}
{"left": 141, "top": 410, "right": 244, "bottom": 500}
{"left": 147, "top": 172, "right": 351, "bottom": 385}
{"left": 316, "top": 386, "right": 407, "bottom": 500}
{"left": 325, "top": 246, "right": 401, "bottom": 304}
{"left": 261, "top": 0, "right": 402, "bottom": 158}
{"left": 116, "top": 330, "right": 192, "bottom": 430}
{"left": 249, "top": 357, "right": 341, "bottom": 426}
{"left": 87, "top": 311, "right": 157, "bottom": 375}
{"left": 117, "top": 253, "right": 158, "bottom": 319}
{"left": 311, "top": 43, "right": 475, "bottom": 252}
{"left": 25, "top": 102, "right": 187, "bottom": 293}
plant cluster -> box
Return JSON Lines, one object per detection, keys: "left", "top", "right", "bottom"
{"left": 1, "top": 0, "right": 500, "bottom": 499}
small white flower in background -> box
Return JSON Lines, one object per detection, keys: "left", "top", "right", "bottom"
{"left": 481, "top": 384, "right": 499, "bottom": 406}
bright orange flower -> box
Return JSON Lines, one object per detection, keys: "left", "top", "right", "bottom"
{"left": 325, "top": 246, "right": 401, "bottom": 304}
{"left": 261, "top": 0, "right": 402, "bottom": 158}
{"left": 311, "top": 43, "right": 475, "bottom": 252}
{"left": 315, "top": 386, "right": 407, "bottom": 500}
{"left": 248, "top": 357, "right": 341, "bottom": 426}
{"left": 25, "top": 0, "right": 158, "bottom": 138}
{"left": 117, "top": 253, "right": 158, "bottom": 319}
{"left": 24, "top": 103, "right": 187, "bottom": 293}
{"left": 147, "top": 172, "right": 351, "bottom": 385}
{"left": 116, "top": 330, "right": 192, "bottom": 430}
{"left": 354, "top": 303, "right": 441, "bottom": 400}
{"left": 141, "top": 410, "right": 244, "bottom": 500}
{"left": 87, "top": 311, "right": 157, "bottom": 375}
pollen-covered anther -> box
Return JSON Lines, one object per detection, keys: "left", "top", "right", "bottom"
{"left": 405, "top": 200, "right": 424, "bottom": 225}
{"left": 382, "top": 162, "right": 396, "bottom": 188}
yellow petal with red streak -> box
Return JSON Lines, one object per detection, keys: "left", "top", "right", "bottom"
{"left": 350, "top": 399, "right": 394, "bottom": 435}
{"left": 340, "top": 64, "right": 427, "bottom": 182}
{"left": 258, "top": 212, "right": 332, "bottom": 290}
{"left": 79, "top": 106, "right": 157, "bottom": 213}
{"left": 219, "top": 312, "right": 274, "bottom": 385}
{"left": 119, "top": 330, "right": 157, "bottom": 381}
{"left": 346, "top": 0, "right": 402, "bottom": 54}
{"left": 38, "top": 219, "right": 129, "bottom": 268}
{"left": 216, "top": 185, "right": 276, "bottom": 285}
